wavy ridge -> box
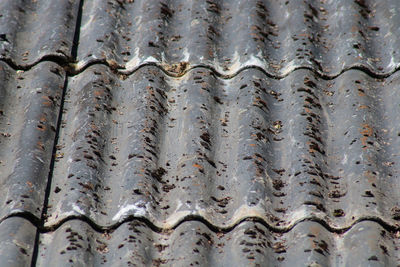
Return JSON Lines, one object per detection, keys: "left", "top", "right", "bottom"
{"left": 2, "top": 212, "right": 400, "bottom": 235}
{"left": 1, "top": 57, "right": 400, "bottom": 80}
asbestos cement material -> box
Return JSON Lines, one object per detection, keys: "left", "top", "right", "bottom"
{"left": 46, "top": 64, "right": 400, "bottom": 230}
{"left": 75, "top": 0, "right": 400, "bottom": 76}
{"left": 0, "top": 217, "right": 36, "bottom": 267}
{"left": 37, "top": 219, "right": 400, "bottom": 266}
{"left": 0, "top": 61, "right": 65, "bottom": 220}
{"left": 2, "top": 1, "right": 400, "bottom": 266}
{"left": 0, "top": 0, "right": 80, "bottom": 66}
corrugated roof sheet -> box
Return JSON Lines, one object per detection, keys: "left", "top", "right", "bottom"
{"left": 0, "top": 62, "right": 65, "bottom": 220}
{"left": 75, "top": 0, "right": 400, "bottom": 76}
{"left": 45, "top": 65, "right": 400, "bottom": 230}
{"left": 36, "top": 220, "right": 400, "bottom": 266}
{"left": 1, "top": 0, "right": 400, "bottom": 266}
{"left": 0, "top": 0, "right": 80, "bottom": 66}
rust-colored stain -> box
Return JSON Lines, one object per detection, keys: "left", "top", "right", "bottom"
{"left": 309, "top": 224, "right": 321, "bottom": 236}
{"left": 106, "top": 59, "right": 118, "bottom": 69}
{"left": 163, "top": 62, "right": 189, "bottom": 76}
{"left": 37, "top": 141, "right": 44, "bottom": 150}
{"left": 80, "top": 182, "right": 94, "bottom": 191}
{"left": 193, "top": 163, "right": 203, "bottom": 169}
{"left": 360, "top": 136, "right": 368, "bottom": 148}
{"left": 253, "top": 154, "right": 264, "bottom": 162}
{"left": 360, "top": 124, "right": 373, "bottom": 136}
{"left": 364, "top": 170, "right": 377, "bottom": 184}
{"left": 90, "top": 123, "right": 98, "bottom": 131}
{"left": 146, "top": 86, "right": 154, "bottom": 94}
{"left": 297, "top": 33, "right": 309, "bottom": 37}
{"left": 94, "top": 90, "right": 104, "bottom": 97}
{"left": 360, "top": 123, "right": 373, "bottom": 148}
{"left": 306, "top": 140, "right": 315, "bottom": 154}
{"left": 41, "top": 96, "right": 53, "bottom": 107}
{"left": 37, "top": 125, "right": 46, "bottom": 131}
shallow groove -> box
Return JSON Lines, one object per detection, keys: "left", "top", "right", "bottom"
{"left": 1, "top": 57, "right": 400, "bottom": 80}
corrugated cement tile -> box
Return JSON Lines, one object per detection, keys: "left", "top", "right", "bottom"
{"left": 75, "top": 0, "right": 400, "bottom": 76}
{"left": 45, "top": 64, "right": 400, "bottom": 229}
{"left": 37, "top": 220, "right": 400, "bottom": 266}
{"left": 0, "top": 61, "right": 65, "bottom": 220}
{"left": 0, "top": 217, "right": 37, "bottom": 267}
{"left": 0, "top": 0, "right": 80, "bottom": 66}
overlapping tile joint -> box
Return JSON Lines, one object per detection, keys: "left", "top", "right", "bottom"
{"left": 1, "top": 0, "right": 400, "bottom": 266}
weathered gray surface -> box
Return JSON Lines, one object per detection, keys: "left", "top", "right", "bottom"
{"left": 0, "top": 217, "right": 36, "bottom": 267}
{"left": 75, "top": 0, "right": 400, "bottom": 76}
{"left": 37, "top": 219, "right": 400, "bottom": 266}
{"left": 0, "top": 0, "right": 80, "bottom": 66}
{"left": 45, "top": 64, "right": 400, "bottom": 230}
{"left": 0, "top": 61, "right": 65, "bottom": 220}
{"left": 2, "top": 0, "right": 400, "bottom": 76}
{"left": 1, "top": 0, "right": 400, "bottom": 266}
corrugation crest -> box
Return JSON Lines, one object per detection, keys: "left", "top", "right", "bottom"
{"left": 0, "top": 61, "right": 65, "bottom": 220}
{"left": 0, "top": 217, "right": 36, "bottom": 266}
{"left": 0, "top": 0, "right": 80, "bottom": 66}
{"left": 36, "top": 219, "right": 400, "bottom": 266}
{"left": 44, "top": 64, "right": 400, "bottom": 230}
{"left": 73, "top": 0, "right": 400, "bottom": 76}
